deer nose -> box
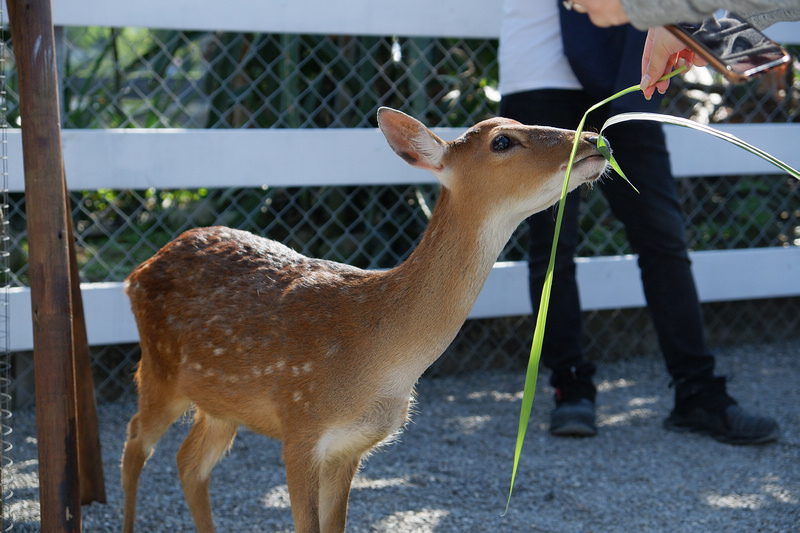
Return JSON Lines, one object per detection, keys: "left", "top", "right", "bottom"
{"left": 585, "top": 135, "right": 610, "bottom": 152}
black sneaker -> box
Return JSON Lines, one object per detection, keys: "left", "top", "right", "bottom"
{"left": 550, "top": 398, "right": 597, "bottom": 437}
{"left": 664, "top": 376, "right": 780, "bottom": 445}
{"left": 549, "top": 363, "right": 598, "bottom": 437}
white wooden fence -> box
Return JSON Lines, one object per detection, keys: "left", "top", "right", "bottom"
{"left": 8, "top": 0, "right": 800, "bottom": 351}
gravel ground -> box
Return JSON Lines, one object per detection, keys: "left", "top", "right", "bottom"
{"left": 5, "top": 339, "right": 800, "bottom": 532}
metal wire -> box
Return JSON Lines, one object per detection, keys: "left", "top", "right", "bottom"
{"left": 1, "top": 5, "right": 13, "bottom": 529}
{"left": 2, "top": 29, "right": 799, "bottom": 407}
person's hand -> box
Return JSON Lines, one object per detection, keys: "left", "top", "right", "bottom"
{"left": 563, "top": 0, "right": 629, "bottom": 27}
{"left": 640, "top": 26, "right": 707, "bottom": 100}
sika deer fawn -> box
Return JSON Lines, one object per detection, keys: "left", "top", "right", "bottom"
{"left": 121, "top": 107, "right": 608, "bottom": 532}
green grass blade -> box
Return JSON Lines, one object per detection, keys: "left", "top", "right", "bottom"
{"left": 506, "top": 66, "right": 689, "bottom": 509}
{"left": 600, "top": 112, "right": 800, "bottom": 181}
{"left": 581, "top": 67, "right": 684, "bottom": 192}
{"left": 597, "top": 135, "right": 637, "bottom": 193}
{"left": 505, "top": 99, "right": 593, "bottom": 512}
{"left": 508, "top": 64, "right": 798, "bottom": 508}
{"left": 507, "top": 61, "right": 798, "bottom": 509}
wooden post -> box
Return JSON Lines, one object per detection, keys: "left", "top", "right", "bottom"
{"left": 64, "top": 174, "right": 107, "bottom": 505}
{"left": 7, "top": 0, "right": 106, "bottom": 530}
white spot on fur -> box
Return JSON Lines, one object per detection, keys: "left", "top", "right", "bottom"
{"left": 302, "top": 362, "right": 313, "bottom": 374}
{"left": 214, "top": 347, "right": 224, "bottom": 356}
{"left": 293, "top": 391, "right": 302, "bottom": 402}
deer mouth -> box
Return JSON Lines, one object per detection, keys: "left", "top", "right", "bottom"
{"left": 570, "top": 153, "right": 609, "bottom": 182}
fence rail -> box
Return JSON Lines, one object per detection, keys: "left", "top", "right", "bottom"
{"left": 7, "top": 123, "right": 800, "bottom": 192}
{"left": 5, "top": 0, "right": 503, "bottom": 37}
{"left": 10, "top": 0, "right": 797, "bottom": 41}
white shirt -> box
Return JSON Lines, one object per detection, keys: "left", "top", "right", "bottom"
{"left": 498, "top": 0, "right": 582, "bottom": 96}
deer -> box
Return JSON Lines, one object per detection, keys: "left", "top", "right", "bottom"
{"left": 120, "top": 106, "right": 609, "bottom": 532}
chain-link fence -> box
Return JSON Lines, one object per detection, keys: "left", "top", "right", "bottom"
{"left": 4, "top": 28, "right": 800, "bottom": 408}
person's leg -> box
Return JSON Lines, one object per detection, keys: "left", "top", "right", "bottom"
{"left": 599, "top": 121, "right": 779, "bottom": 444}
{"left": 597, "top": 121, "right": 715, "bottom": 384}
{"left": 500, "top": 90, "right": 597, "bottom": 436}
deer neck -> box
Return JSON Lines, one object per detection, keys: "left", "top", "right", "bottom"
{"left": 376, "top": 188, "right": 516, "bottom": 382}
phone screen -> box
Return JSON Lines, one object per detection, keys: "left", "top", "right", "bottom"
{"left": 674, "top": 13, "right": 790, "bottom": 78}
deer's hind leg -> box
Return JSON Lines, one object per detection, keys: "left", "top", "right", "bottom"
{"left": 176, "top": 409, "right": 239, "bottom": 533}
{"left": 122, "top": 373, "right": 191, "bottom": 533}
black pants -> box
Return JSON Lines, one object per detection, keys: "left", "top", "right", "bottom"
{"left": 500, "top": 89, "right": 715, "bottom": 387}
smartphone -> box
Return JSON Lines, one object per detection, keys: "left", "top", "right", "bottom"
{"left": 667, "top": 11, "right": 792, "bottom": 83}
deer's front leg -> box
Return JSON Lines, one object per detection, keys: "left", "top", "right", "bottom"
{"left": 319, "top": 455, "right": 361, "bottom": 533}
{"left": 283, "top": 439, "right": 324, "bottom": 533}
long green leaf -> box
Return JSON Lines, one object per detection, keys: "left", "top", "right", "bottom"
{"left": 507, "top": 63, "right": 800, "bottom": 505}
{"left": 504, "top": 73, "right": 675, "bottom": 510}
{"left": 507, "top": 64, "right": 800, "bottom": 508}
{"left": 506, "top": 65, "right": 800, "bottom": 508}
{"left": 504, "top": 101, "right": 588, "bottom": 513}
{"left": 601, "top": 112, "right": 800, "bottom": 181}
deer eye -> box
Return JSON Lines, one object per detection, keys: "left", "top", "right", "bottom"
{"left": 491, "top": 135, "right": 512, "bottom": 152}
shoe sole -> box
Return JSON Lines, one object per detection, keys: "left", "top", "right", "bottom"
{"left": 663, "top": 418, "right": 780, "bottom": 445}
{"left": 550, "top": 421, "right": 597, "bottom": 437}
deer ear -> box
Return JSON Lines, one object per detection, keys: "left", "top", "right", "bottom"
{"left": 378, "top": 107, "right": 446, "bottom": 174}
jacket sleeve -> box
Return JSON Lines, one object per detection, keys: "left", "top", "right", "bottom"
{"left": 620, "top": 0, "right": 800, "bottom": 30}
